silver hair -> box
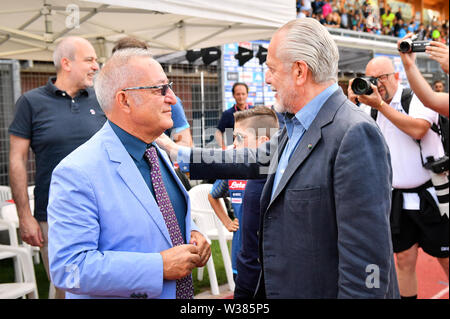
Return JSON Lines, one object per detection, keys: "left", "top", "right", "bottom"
{"left": 278, "top": 18, "right": 339, "bottom": 83}
{"left": 94, "top": 48, "right": 153, "bottom": 112}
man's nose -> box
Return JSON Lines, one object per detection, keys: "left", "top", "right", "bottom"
{"left": 377, "top": 81, "right": 383, "bottom": 88}
{"left": 265, "top": 70, "right": 272, "bottom": 84}
{"left": 165, "top": 87, "right": 177, "bottom": 104}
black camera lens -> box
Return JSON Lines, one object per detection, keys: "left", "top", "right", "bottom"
{"left": 399, "top": 39, "right": 412, "bottom": 53}
{"left": 351, "top": 77, "right": 374, "bottom": 95}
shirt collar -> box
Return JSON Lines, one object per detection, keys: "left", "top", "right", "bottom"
{"left": 390, "top": 84, "right": 404, "bottom": 108}
{"left": 284, "top": 82, "right": 339, "bottom": 131}
{"left": 45, "top": 76, "right": 89, "bottom": 97}
{"left": 109, "top": 120, "right": 152, "bottom": 162}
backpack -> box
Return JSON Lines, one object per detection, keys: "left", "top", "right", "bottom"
{"left": 371, "top": 88, "right": 449, "bottom": 156}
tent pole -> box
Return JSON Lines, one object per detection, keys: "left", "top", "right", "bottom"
{"left": 201, "top": 71, "right": 205, "bottom": 148}
{"left": 0, "top": 48, "right": 44, "bottom": 57}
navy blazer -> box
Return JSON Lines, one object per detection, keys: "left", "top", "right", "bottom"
{"left": 189, "top": 89, "right": 400, "bottom": 298}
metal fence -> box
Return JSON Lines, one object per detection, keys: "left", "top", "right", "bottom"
{"left": 161, "top": 62, "right": 222, "bottom": 147}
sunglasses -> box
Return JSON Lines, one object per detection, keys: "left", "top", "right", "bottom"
{"left": 122, "top": 82, "right": 173, "bottom": 96}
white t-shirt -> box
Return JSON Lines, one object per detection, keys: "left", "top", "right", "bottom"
{"left": 376, "top": 85, "right": 444, "bottom": 210}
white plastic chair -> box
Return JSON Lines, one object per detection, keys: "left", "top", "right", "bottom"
{"left": 27, "top": 185, "right": 35, "bottom": 200}
{"left": 0, "top": 185, "right": 34, "bottom": 202}
{"left": 0, "top": 218, "right": 22, "bottom": 283}
{"left": 0, "top": 245, "right": 38, "bottom": 299}
{"left": 0, "top": 185, "right": 12, "bottom": 202}
{"left": 188, "top": 184, "right": 235, "bottom": 292}
{"left": 0, "top": 205, "right": 39, "bottom": 258}
{"left": 0, "top": 203, "right": 41, "bottom": 269}
{"left": 191, "top": 212, "right": 220, "bottom": 295}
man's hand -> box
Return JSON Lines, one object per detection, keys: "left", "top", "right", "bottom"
{"left": 155, "top": 133, "right": 180, "bottom": 162}
{"left": 189, "top": 230, "right": 211, "bottom": 267}
{"left": 19, "top": 215, "right": 44, "bottom": 247}
{"left": 160, "top": 244, "right": 200, "bottom": 280}
{"left": 348, "top": 79, "right": 384, "bottom": 110}
{"left": 226, "top": 218, "right": 239, "bottom": 232}
{"left": 426, "top": 41, "right": 449, "bottom": 74}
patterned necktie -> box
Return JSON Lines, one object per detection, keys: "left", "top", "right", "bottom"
{"left": 144, "top": 145, "right": 194, "bottom": 299}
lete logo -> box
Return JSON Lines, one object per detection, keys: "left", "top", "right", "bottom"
{"left": 228, "top": 180, "right": 247, "bottom": 190}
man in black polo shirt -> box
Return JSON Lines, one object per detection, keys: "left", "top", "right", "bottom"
{"left": 8, "top": 36, "right": 106, "bottom": 298}
{"left": 215, "top": 82, "right": 252, "bottom": 149}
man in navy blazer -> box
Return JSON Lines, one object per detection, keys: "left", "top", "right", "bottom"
{"left": 158, "top": 18, "right": 399, "bottom": 298}
{"left": 47, "top": 48, "right": 210, "bottom": 299}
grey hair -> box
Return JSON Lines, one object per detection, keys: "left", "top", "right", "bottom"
{"left": 278, "top": 18, "right": 339, "bottom": 83}
{"left": 94, "top": 48, "right": 153, "bottom": 112}
{"left": 52, "top": 37, "right": 78, "bottom": 72}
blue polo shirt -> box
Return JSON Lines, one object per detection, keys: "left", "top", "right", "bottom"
{"left": 109, "top": 121, "right": 188, "bottom": 243}
{"left": 8, "top": 77, "right": 106, "bottom": 221}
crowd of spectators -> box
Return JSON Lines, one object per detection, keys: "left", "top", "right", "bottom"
{"left": 296, "top": 0, "right": 449, "bottom": 44}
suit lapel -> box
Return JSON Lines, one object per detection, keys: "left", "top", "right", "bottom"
{"left": 102, "top": 122, "right": 173, "bottom": 246}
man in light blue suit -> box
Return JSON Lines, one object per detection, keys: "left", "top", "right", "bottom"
{"left": 47, "top": 48, "right": 210, "bottom": 299}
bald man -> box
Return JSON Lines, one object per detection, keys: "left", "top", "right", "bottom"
{"left": 8, "top": 36, "right": 106, "bottom": 298}
{"left": 348, "top": 56, "right": 449, "bottom": 299}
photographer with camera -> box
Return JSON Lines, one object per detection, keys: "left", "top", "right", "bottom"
{"left": 348, "top": 56, "right": 449, "bottom": 300}
{"left": 398, "top": 33, "right": 449, "bottom": 117}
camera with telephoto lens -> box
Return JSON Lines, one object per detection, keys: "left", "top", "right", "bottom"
{"left": 424, "top": 156, "right": 449, "bottom": 218}
{"left": 398, "top": 38, "right": 430, "bottom": 53}
{"left": 351, "top": 77, "right": 378, "bottom": 95}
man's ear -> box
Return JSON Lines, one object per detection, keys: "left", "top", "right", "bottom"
{"left": 394, "top": 72, "right": 400, "bottom": 81}
{"left": 293, "top": 60, "right": 308, "bottom": 86}
{"left": 257, "top": 135, "right": 270, "bottom": 146}
{"left": 60, "top": 57, "right": 71, "bottom": 72}
{"left": 116, "top": 91, "right": 131, "bottom": 114}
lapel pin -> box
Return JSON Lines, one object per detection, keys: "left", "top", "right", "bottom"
{"left": 307, "top": 143, "right": 313, "bottom": 149}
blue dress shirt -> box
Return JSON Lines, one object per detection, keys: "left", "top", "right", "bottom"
{"left": 109, "top": 120, "right": 188, "bottom": 243}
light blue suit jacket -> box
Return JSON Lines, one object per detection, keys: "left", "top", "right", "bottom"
{"left": 47, "top": 122, "right": 197, "bottom": 299}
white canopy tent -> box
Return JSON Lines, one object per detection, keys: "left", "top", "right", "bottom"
{"left": 0, "top": 0, "right": 296, "bottom": 62}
